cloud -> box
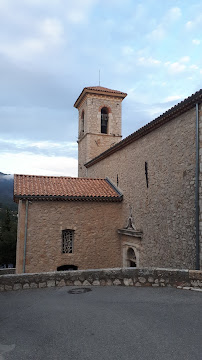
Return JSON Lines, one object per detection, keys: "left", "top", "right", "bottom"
{"left": 0, "top": 0, "right": 201, "bottom": 179}
{"left": 165, "top": 57, "right": 190, "bottom": 74}
{"left": 186, "top": 21, "right": 192, "bottom": 30}
{"left": 0, "top": 52, "right": 78, "bottom": 109}
{"left": 0, "top": 104, "right": 77, "bottom": 142}
{"left": 192, "top": 39, "right": 200, "bottom": 45}
{"left": 180, "top": 56, "right": 190, "bottom": 63}
{"left": 20, "top": 0, "right": 60, "bottom": 7}
{"left": 167, "top": 62, "right": 186, "bottom": 74}
{"left": 137, "top": 56, "right": 161, "bottom": 66}
{"left": 0, "top": 17, "right": 64, "bottom": 61}
{"left": 121, "top": 46, "right": 134, "bottom": 56}
{"left": 186, "top": 14, "right": 202, "bottom": 30}
{"left": 66, "top": 0, "right": 96, "bottom": 24}
{"left": 164, "top": 95, "right": 182, "bottom": 102}
{"left": 164, "top": 56, "right": 201, "bottom": 76}
{"left": 67, "top": 9, "right": 87, "bottom": 24}
{"left": 0, "top": 152, "right": 78, "bottom": 177}
{"left": 39, "top": 18, "right": 64, "bottom": 44}
{"left": 190, "top": 64, "right": 199, "bottom": 70}
{"left": 0, "top": 138, "right": 77, "bottom": 157}
{"left": 0, "top": 39, "right": 44, "bottom": 60}
{"left": 166, "top": 7, "right": 181, "bottom": 22}
{"left": 122, "top": 93, "right": 184, "bottom": 138}
{"left": 147, "top": 25, "right": 165, "bottom": 41}
{"left": 147, "top": 7, "right": 181, "bottom": 42}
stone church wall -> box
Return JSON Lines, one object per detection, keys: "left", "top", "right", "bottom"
{"left": 87, "top": 108, "right": 197, "bottom": 269}
{"left": 78, "top": 133, "right": 122, "bottom": 178}
{"left": 16, "top": 200, "right": 122, "bottom": 274}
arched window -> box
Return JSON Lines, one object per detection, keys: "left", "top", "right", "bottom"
{"left": 57, "top": 265, "right": 78, "bottom": 271}
{"left": 127, "top": 247, "right": 136, "bottom": 267}
{"left": 101, "top": 107, "right": 108, "bottom": 134}
{"left": 81, "top": 110, "right": 84, "bottom": 133}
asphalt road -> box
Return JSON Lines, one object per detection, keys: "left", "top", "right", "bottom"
{"left": 0, "top": 286, "right": 202, "bottom": 360}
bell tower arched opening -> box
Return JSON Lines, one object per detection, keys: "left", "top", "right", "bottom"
{"left": 101, "top": 107, "right": 108, "bottom": 134}
{"left": 81, "top": 110, "right": 84, "bottom": 134}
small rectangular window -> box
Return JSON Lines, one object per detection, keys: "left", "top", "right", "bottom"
{"left": 62, "top": 229, "right": 74, "bottom": 253}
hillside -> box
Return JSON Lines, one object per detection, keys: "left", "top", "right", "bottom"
{"left": 0, "top": 172, "right": 17, "bottom": 210}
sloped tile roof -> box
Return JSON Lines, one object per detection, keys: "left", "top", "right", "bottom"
{"left": 84, "top": 86, "right": 127, "bottom": 95}
{"left": 74, "top": 86, "right": 127, "bottom": 108}
{"left": 86, "top": 88, "right": 202, "bottom": 168}
{"left": 14, "top": 175, "right": 122, "bottom": 202}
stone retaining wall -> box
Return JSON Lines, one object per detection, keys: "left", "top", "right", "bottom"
{"left": 1, "top": 268, "right": 202, "bottom": 292}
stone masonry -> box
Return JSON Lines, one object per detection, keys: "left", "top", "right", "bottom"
{"left": 16, "top": 200, "right": 122, "bottom": 273}
{"left": 86, "top": 107, "right": 197, "bottom": 269}
{"left": 77, "top": 93, "right": 123, "bottom": 177}
{"left": 1, "top": 268, "right": 202, "bottom": 292}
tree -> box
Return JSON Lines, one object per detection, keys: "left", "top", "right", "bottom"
{"left": 2, "top": 208, "right": 11, "bottom": 231}
{"left": 0, "top": 208, "right": 17, "bottom": 266}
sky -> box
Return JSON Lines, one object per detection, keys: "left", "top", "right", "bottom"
{"left": 0, "top": 0, "right": 202, "bottom": 177}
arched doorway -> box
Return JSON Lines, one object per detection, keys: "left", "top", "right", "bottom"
{"left": 127, "top": 247, "right": 137, "bottom": 267}
{"left": 122, "top": 244, "right": 139, "bottom": 268}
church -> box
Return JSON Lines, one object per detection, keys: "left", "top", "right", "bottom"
{"left": 14, "top": 86, "right": 202, "bottom": 273}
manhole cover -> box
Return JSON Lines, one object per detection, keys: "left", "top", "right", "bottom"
{"left": 68, "top": 288, "right": 92, "bottom": 294}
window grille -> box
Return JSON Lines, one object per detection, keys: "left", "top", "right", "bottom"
{"left": 62, "top": 229, "right": 74, "bottom": 253}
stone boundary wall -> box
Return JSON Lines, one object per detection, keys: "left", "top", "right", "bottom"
{"left": 0, "top": 268, "right": 15, "bottom": 275}
{"left": 1, "top": 268, "right": 202, "bottom": 292}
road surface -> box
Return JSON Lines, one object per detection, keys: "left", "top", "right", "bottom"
{"left": 0, "top": 286, "right": 202, "bottom": 360}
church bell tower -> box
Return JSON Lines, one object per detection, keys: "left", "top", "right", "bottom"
{"left": 74, "top": 86, "right": 127, "bottom": 177}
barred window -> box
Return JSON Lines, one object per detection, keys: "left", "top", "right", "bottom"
{"left": 62, "top": 229, "right": 74, "bottom": 254}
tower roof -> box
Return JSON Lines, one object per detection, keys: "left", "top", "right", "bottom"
{"left": 74, "top": 86, "right": 127, "bottom": 108}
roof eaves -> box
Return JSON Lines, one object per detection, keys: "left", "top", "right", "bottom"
{"left": 74, "top": 87, "right": 127, "bottom": 109}
{"left": 14, "top": 194, "right": 123, "bottom": 202}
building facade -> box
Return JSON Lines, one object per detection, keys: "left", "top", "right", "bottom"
{"left": 76, "top": 87, "right": 202, "bottom": 270}
{"left": 14, "top": 86, "right": 202, "bottom": 273}
{"left": 14, "top": 176, "right": 123, "bottom": 273}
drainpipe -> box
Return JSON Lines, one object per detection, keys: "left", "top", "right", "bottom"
{"left": 195, "top": 103, "right": 200, "bottom": 270}
{"left": 23, "top": 200, "right": 29, "bottom": 273}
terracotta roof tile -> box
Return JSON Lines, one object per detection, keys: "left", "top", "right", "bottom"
{"left": 84, "top": 86, "right": 127, "bottom": 95}
{"left": 14, "top": 175, "right": 122, "bottom": 202}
